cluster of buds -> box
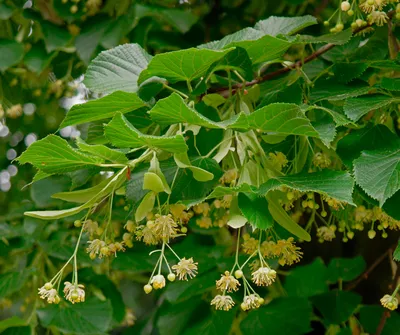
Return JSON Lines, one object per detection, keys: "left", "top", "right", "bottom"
{"left": 313, "top": 152, "right": 331, "bottom": 169}
{"left": 269, "top": 152, "right": 288, "bottom": 172}
{"left": 86, "top": 238, "right": 126, "bottom": 259}
{"left": 6, "top": 104, "right": 23, "bottom": 119}
{"left": 242, "top": 234, "right": 303, "bottom": 266}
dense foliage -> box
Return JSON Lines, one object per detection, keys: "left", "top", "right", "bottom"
{"left": 1, "top": 1, "right": 400, "bottom": 334}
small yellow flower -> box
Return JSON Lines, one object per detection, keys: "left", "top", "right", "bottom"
{"left": 152, "top": 214, "right": 179, "bottom": 242}
{"left": 196, "top": 216, "right": 212, "bottom": 229}
{"left": 64, "top": 282, "right": 85, "bottom": 304}
{"left": 38, "top": 285, "right": 60, "bottom": 304}
{"left": 317, "top": 226, "right": 336, "bottom": 242}
{"left": 241, "top": 294, "right": 261, "bottom": 311}
{"left": 86, "top": 239, "right": 106, "bottom": 259}
{"left": 251, "top": 267, "right": 276, "bottom": 286}
{"left": 275, "top": 237, "right": 303, "bottom": 266}
{"left": 151, "top": 274, "right": 166, "bottom": 290}
{"left": 242, "top": 237, "right": 258, "bottom": 255}
{"left": 172, "top": 257, "right": 198, "bottom": 281}
{"left": 216, "top": 271, "right": 240, "bottom": 292}
{"left": 210, "top": 295, "right": 235, "bottom": 311}
{"left": 368, "top": 11, "right": 389, "bottom": 26}
{"left": 380, "top": 294, "right": 398, "bottom": 310}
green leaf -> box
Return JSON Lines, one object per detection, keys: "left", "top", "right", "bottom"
{"left": 379, "top": 77, "right": 400, "bottom": 91}
{"left": 135, "top": 191, "right": 155, "bottom": 221}
{"left": 333, "top": 62, "right": 368, "bottom": 83}
{"left": 105, "top": 113, "right": 188, "bottom": 153}
{"left": 344, "top": 95, "right": 399, "bottom": 122}
{"left": 84, "top": 43, "right": 152, "bottom": 94}
{"left": 259, "top": 170, "right": 355, "bottom": 205}
{"left": 60, "top": 91, "right": 146, "bottom": 127}
{"left": 312, "top": 115, "right": 336, "bottom": 147}
{"left": 284, "top": 258, "right": 328, "bottom": 298}
{"left": 299, "top": 28, "right": 353, "bottom": 45}
{"left": 248, "top": 103, "right": 319, "bottom": 137}
{"left": 238, "top": 193, "right": 273, "bottom": 230}
{"left": 394, "top": 240, "right": 400, "bottom": 262}
{"left": 0, "top": 317, "right": 27, "bottom": 333}
{"left": 0, "top": 39, "right": 24, "bottom": 71}
{"left": 24, "top": 44, "right": 55, "bottom": 73}
{"left": 240, "top": 298, "right": 312, "bottom": 335}
{"left": 206, "top": 184, "right": 256, "bottom": 199}
{"left": 31, "top": 176, "right": 71, "bottom": 208}
{"left": 150, "top": 93, "right": 248, "bottom": 130}
{"left": 76, "top": 138, "right": 128, "bottom": 164}
{"left": 138, "top": 48, "right": 233, "bottom": 83}
{"left": 174, "top": 152, "right": 214, "bottom": 182}
{"left": 17, "top": 135, "right": 103, "bottom": 174}
{"left": 37, "top": 298, "right": 112, "bottom": 335}
{"left": 157, "top": 300, "right": 201, "bottom": 335}
{"left": 360, "top": 305, "right": 400, "bottom": 335}
{"left": 327, "top": 256, "right": 366, "bottom": 282}
{"left": 183, "top": 309, "right": 235, "bottom": 335}
{"left": 354, "top": 147, "right": 400, "bottom": 206}
{"left": 267, "top": 195, "right": 311, "bottom": 241}
{"left": 0, "top": 3, "right": 14, "bottom": 20}
{"left": 25, "top": 168, "right": 126, "bottom": 219}
{"left": 254, "top": 15, "right": 317, "bottom": 36}
{"left": 0, "top": 270, "right": 31, "bottom": 298}
{"left": 40, "top": 21, "right": 72, "bottom": 53}
{"left": 135, "top": 4, "right": 198, "bottom": 34}
{"left": 337, "top": 125, "right": 399, "bottom": 168}
{"left": 138, "top": 76, "right": 167, "bottom": 101}
{"left": 311, "top": 290, "right": 362, "bottom": 324}
{"left": 310, "top": 79, "right": 370, "bottom": 102}
{"left": 1, "top": 326, "right": 31, "bottom": 335}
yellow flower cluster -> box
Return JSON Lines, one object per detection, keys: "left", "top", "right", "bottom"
{"left": 242, "top": 234, "right": 302, "bottom": 266}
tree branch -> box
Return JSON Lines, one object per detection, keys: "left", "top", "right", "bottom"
{"left": 203, "top": 24, "right": 374, "bottom": 98}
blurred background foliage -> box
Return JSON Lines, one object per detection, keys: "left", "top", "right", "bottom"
{"left": 0, "top": 1, "right": 399, "bottom": 335}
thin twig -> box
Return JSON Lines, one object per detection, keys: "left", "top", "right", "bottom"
{"left": 346, "top": 246, "right": 395, "bottom": 291}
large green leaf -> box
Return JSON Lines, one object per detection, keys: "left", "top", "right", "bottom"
{"left": 254, "top": 15, "right": 317, "bottom": 36}
{"left": 354, "top": 147, "right": 400, "bottom": 206}
{"left": 240, "top": 298, "right": 312, "bottom": 335}
{"left": 311, "top": 290, "right": 362, "bottom": 324}
{"left": 337, "top": 125, "right": 399, "bottom": 168}
{"left": 284, "top": 258, "right": 328, "bottom": 298}
{"left": 327, "top": 256, "right": 366, "bottom": 282}
{"left": 258, "top": 170, "right": 355, "bottom": 205}
{"left": 60, "top": 91, "right": 146, "bottom": 127}
{"left": 83, "top": 43, "right": 152, "bottom": 94}
{"left": 344, "top": 95, "right": 399, "bottom": 122}
{"left": 76, "top": 138, "right": 128, "bottom": 164}
{"left": 310, "top": 79, "right": 370, "bottom": 102}
{"left": 150, "top": 93, "right": 248, "bottom": 130}
{"left": 248, "top": 103, "right": 319, "bottom": 137}
{"left": 105, "top": 113, "right": 188, "bottom": 153}
{"left": 138, "top": 48, "right": 233, "bottom": 83}
{"left": 17, "top": 135, "right": 103, "bottom": 174}
{"left": 238, "top": 193, "right": 274, "bottom": 230}
{"left": 37, "top": 299, "right": 112, "bottom": 335}
{"left": 0, "top": 39, "right": 24, "bottom": 71}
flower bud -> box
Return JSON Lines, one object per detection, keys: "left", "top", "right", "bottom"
{"left": 144, "top": 284, "right": 152, "bottom": 294}
{"left": 341, "top": 1, "right": 351, "bottom": 12}
{"left": 167, "top": 273, "right": 176, "bottom": 282}
{"left": 347, "top": 9, "right": 354, "bottom": 16}
{"left": 368, "top": 229, "right": 376, "bottom": 239}
{"left": 235, "top": 269, "right": 243, "bottom": 279}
